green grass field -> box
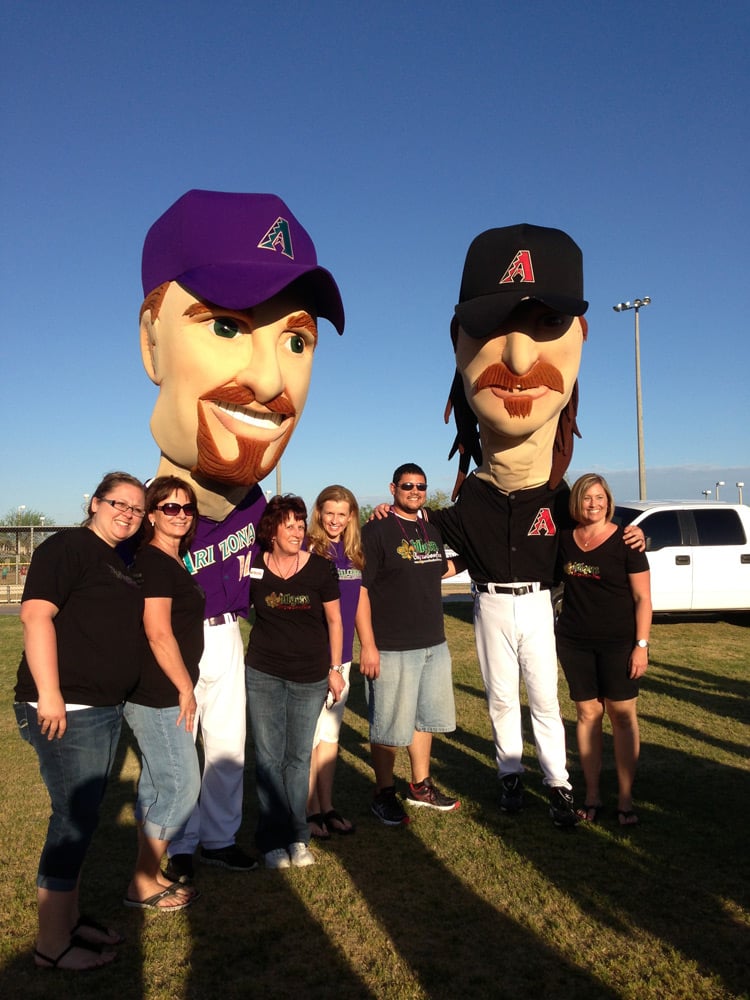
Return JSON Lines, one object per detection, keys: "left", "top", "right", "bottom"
{"left": 0, "top": 607, "right": 748, "bottom": 999}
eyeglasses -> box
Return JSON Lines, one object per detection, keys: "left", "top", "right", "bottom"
{"left": 397, "top": 482, "right": 427, "bottom": 492}
{"left": 98, "top": 498, "right": 146, "bottom": 518}
{"left": 155, "top": 503, "right": 197, "bottom": 517}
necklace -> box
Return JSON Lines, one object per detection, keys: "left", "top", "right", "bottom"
{"left": 575, "top": 525, "right": 609, "bottom": 550}
{"left": 390, "top": 507, "right": 429, "bottom": 547}
{"left": 270, "top": 549, "right": 299, "bottom": 579}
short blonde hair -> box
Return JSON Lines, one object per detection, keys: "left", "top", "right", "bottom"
{"left": 569, "top": 473, "right": 615, "bottom": 523}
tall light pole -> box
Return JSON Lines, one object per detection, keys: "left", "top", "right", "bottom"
{"left": 737, "top": 482, "right": 745, "bottom": 505}
{"left": 701, "top": 490, "right": 711, "bottom": 500}
{"left": 715, "top": 480, "right": 725, "bottom": 501}
{"left": 613, "top": 297, "right": 651, "bottom": 500}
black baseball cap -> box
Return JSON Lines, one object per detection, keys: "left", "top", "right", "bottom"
{"left": 454, "top": 223, "right": 588, "bottom": 339}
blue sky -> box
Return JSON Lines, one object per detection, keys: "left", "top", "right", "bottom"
{"left": 2, "top": 0, "right": 748, "bottom": 524}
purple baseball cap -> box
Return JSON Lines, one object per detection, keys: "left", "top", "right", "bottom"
{"left": 141, "top": 190, "right": 344, "bottom": 334}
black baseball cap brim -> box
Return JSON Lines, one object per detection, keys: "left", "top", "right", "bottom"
{"left": 453, "top": 223, "right": 588, "bottom": 339}
{"left": 455, "top": 291, "right": 588, "bottom": 340}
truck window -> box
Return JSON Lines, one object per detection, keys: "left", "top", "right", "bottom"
{"left": 613, "top": 506, "right": 639, "bottom": 527}
{"left": 693, "top": 509, "right": 747, "bottom": 546}
{"left": 640, "top": 511, "right": 683, "bottom": 551}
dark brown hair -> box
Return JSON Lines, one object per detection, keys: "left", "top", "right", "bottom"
{"left": 140, "top": 476, "right": 199, "bottom": 556}
{"left": 257, "top": 494, "right": 307, "bottom": 551}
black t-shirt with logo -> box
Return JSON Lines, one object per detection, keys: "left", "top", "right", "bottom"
{"left": 15, "top": 528, "right": 144, "bottom": 706}
{"left": 556, "top": 526, "right": 650, "bottom": 642}
{"left": 362, "top": 512, "right": 448, "bottom": 651}
{"left": 246, "top": 553, "right": 340, "bottom": 683}
{"left": 127, "top": 545, "right": 206, "bottom": 708}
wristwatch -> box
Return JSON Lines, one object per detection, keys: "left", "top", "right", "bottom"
{"left": 329, "top": 664, "right": 345, "bottom": 675}
{"left": 635, "top": 639, "right": 649, "bottom": 648}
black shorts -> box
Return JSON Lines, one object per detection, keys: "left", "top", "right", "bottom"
{"left": 556, "top": 636, "right": 640, "bottom": 703}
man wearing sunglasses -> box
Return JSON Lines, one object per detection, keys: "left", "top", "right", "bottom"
{"left": 360, "top": 463, "right": 462, "bottom": 826}
{"left": 139, "top": 190, "right": 344, "bottom": 878}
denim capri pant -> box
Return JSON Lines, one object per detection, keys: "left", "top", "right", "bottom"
{"left": 123, "top": 702, "right": 201, "bottom": 841}
{"left": 15, "top": 701, "right": 123, "bottom": 891}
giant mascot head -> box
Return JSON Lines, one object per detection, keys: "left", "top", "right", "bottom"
{"left": 446, "top": 224, "right": 588, "bottom": 497}
{"left": 140, "top": 190, "right": 344, "bottom": 519}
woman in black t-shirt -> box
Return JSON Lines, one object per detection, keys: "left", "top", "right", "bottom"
{"left": 14, "top": 471, "right": 145, "bottom": 971}
{"left": 245, "top": 495, "right": 344, "bottom": 870}
{"left": 556, "top": 474, "right": 652, "bottom": 827}
{"left": 123, "top": 476, "right": 205, "bottom": 911}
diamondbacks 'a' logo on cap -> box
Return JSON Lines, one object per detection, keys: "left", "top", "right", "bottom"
{"left": 499, "top": 250, "right": 535, "bottom": 285}
{"left": 527, "top": 508, "right": 557, "bottom": 536}
{"left": 258, "top": 217, "right": 294, "bottom": 259}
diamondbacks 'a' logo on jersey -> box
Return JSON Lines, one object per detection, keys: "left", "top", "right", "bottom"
{"left": 258, "top": 217, "right": 294, "bottom": 259}
{"left": 528, "top": 507, "right": 556, "bottom": 536}
{"left": 499, "top": 250, "right": 535, "bottom": 285}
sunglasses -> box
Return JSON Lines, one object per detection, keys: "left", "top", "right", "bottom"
{"left": 397, "top": 482, "right": 427, "bottom": 492}
{"left": 155, "top": 502, "right": 197, "bottom": 517}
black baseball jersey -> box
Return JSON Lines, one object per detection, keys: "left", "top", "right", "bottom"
{"left": 429, "top": 473, "right": 573, "bottom": 587}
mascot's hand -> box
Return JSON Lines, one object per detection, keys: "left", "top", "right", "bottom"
{"left": 372, "top": 503, "right": 390, "bottom": 521}
{"left": 623, "top": 524, "right": 646, "bottom": 552}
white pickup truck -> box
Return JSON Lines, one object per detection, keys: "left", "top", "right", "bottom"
{"left": 613, "top": 501, "right": 750, "bottom": 613}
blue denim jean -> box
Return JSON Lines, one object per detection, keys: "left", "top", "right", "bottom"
{"left": 245, "top": 666, "right": 328, "bottom": 854}
{"left": 366, "top": 641, "right": 456, "bottom": 746}
{"left": 15, "top": 702, "right": 123, "bottom": 891}
{"left": 123, "top": 702, "right": 201, "bottom": 841}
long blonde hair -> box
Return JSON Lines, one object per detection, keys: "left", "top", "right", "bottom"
{"left": 307, "top": 485, "right": 364, "bottom": 570}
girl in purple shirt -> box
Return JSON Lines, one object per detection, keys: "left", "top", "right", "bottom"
{"left": 306, "top": 486, "right": 376, "bottom": 838}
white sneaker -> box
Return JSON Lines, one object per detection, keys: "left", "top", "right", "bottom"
{"left": 264, "top": 848, "right": 291, "bottom": 870}
{"left": 288, "top": 842, "right": 315, "bottom": 867}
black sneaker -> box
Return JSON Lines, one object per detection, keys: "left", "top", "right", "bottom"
{"left": 499, "top": 773, "right": 524, "bottom": 813}
{"left": 549, "top": 787, "right": 579, "bottom": 828}
{"left": 371, "top": 786, "right": 411, "bottom": 826}
{"left": 199, "top": 844, "right": 259, "bottom": 871}
{"left": 164, "top": 853, "right": 195, "bottom": 884}
{"left": 406, "top": 777, "right": 460, "bottom": 812}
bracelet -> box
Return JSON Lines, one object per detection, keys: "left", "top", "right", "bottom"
{"left": 329, "top": 664, "right": 345, "bottom": 675}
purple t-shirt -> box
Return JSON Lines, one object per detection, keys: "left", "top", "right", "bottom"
{"left": 330, "top": 540, "right": 362, "bottom": 662}
{"left": 183, "top": 485, "right": 266, "bottom": 619}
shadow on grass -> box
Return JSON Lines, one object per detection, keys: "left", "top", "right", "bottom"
{"left": 328, "top": 676, "right": 620, "bottom": 998}
{"left": 3, "top": 606, "right": 747, "bottom": 999}
{"left": 441, "top": 586, "right": 749, "bottom": 995}
{"left": 115, "top": 731, "right": 376, "bottom": 1000}
{"left": 646, "top": 659, "right": 750, "bottom": 717}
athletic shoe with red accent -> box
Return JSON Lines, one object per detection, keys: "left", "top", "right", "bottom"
{"left": 406, "top": 777, "right": 460, "bottom": 812}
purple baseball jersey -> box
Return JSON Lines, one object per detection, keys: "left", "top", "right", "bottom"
{"left": 183, "top": 485, "right": 266, "bottom": 619}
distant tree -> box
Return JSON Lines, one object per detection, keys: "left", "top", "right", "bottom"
{"left": 426, "top": 489, "right": 452, "bottom": 510}
{"left": 0, "top": 509, "right": 55, "bottom": 557}
{"left": 0, "top": 508, "right": 55, "bottom": 527}
{"left": 358, "top": 490, "right": 452, "bottom": 526}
